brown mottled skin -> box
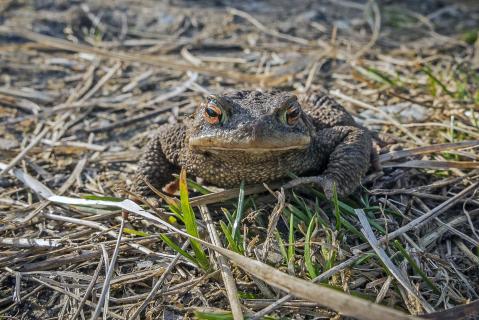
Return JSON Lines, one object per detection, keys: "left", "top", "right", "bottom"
{"left": 133, "top": 90, "right": 373, "bottom": 198}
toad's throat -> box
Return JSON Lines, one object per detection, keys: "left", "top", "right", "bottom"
{"left": 188, "top": 135, "right": 311, "bottom": 152}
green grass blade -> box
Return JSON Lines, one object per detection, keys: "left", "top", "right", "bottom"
{"left": 274, "top": 230, "right": 288, "bottom": 262}
{"left": 322, "top": 230, "right": 337, "bottom": 271}
{"left": 340, "top": 216, "right": 365, "bottom": 240}
{"left": 221, "top": 207, "right": 234, "bottom": 226}
{"left": 355, "top": 65, "right": 395, "bottom": 85}
{"left": 220, "top": 220, "right": 243, "bottom": 254}
{"left": 159, "top": 234, "right": 196, "bottom": 264}
{"left": 179, "top": 169, "right": 210, "bottom": 271}
{"left": 286, "top": 204, "right": 310, "bottom": 225}
{"left": 393, "top": 240, "right": 440, "bottom": 294}
{"left": 422, "top": 66, "right": 454, "bottom": 96}
{"left": 82, "top": 195, "right": 124, "bottom": 202}
{"left": 293, "top": 192, "right": 313, "bottom": 220}
{"left": 332, "top": 184, "right": 341, "bottom": 230}
{"left": 186, "top": 177, "right": 213, "bottom": 195}
{"left": 123, "top": 228, "right": 149, "bottom": 237}
{"left": 288, "top": 213, "right": 295, "bottom": 263}
{"left": 194, "top": 311, "right": 233, "bottom": 320}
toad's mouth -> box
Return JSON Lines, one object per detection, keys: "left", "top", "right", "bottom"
{"left": 188, "top": 135, "right": 311, "bottom": 152}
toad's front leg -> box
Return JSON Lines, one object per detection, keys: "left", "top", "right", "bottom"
{"left": 131, "top": 130, "right": 180, "bottom": 197}
{"left": 286, "top": 126, "right": 372, "bottom": 198}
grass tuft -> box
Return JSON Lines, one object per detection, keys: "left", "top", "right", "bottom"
{"left": 160, "top": 169, "right": 210, "bottom": 271}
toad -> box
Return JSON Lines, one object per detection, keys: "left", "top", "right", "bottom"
{"left": 133, "top": 90, "right": 373, "bottom": 198}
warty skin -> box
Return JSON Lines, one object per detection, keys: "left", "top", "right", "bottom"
{"left": 133, "top": 90, "right": 372, "bottom": 198}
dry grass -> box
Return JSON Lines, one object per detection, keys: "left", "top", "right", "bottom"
{"left": 0, "top": 0, "right": 478, "bottom": 319}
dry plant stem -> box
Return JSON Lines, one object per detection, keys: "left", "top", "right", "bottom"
{"left": 13, "top": 155, "right": 89, "bottom": 228}
{"left": 28, "top": 276, "right": 125, "bottom": 320}
{"left": 6, "top": 267, "right": 21, "bottom": 303}
{"left": 0, "top": 161, "right": 174, "bottom": 259}
{"left": 0, "top": 124, "right": 91, "bottom": 232}
{"left": 112, "top": 271, "right": 221, "bottom": 304}
{"left": 407, "top": 10, "right": 464, "bottom": 45}
{"left": 0, "top": 27, "right": 285, "bottom": 84}
{"left": 15, "top": 237, "right": 165, "bottom": 272}
{"left": 250, "top": 253, "right": 364, "bottom": 320}
{"left": 382, "top": 160, "right": 479, "bottom": 170}
{"left": 244, "top": 299, "right": 329, "bottom": 308}
{"left": 434, "top": 217, "right": 478, "bottom": 247}
{"left": 87, "top": 72, "right": 197, "bottom": 132}
{"left": 129, "top": 240, "right": 190, "bottom": 319}
{"left": 352, "top": 0, "right": 381, "bottom": 60}
{"left": 2, "top": 2, "right": 478, "bottom": 318}
{"left": 43, "top": 194, "right": 415, "bottom": 320}
{"left": 454, "top": 240, "right": 479, "bottom": 266}
{"left": 378, "top": 140, "right": 479, "bottom": 163}
{"left": 0, "top": 284, "right": 44, "bottom": 314}
{"left": 90, "top": 218, "right": 125, "bottom": 320}
{"left": 0, "top": 162, "right": 430, "bottom": 318}
{"left": 79, "top": 62, "right": 122, "bottom": 102}
{"left": 70, "top": 258, "right": 104, "bottom": 320}
{"left": 388, "top": 192, "right": 479, "bottom": 206}
{"left": 189, "top": 182, "right": 282, "bottom": 207}
{"left": 0, "top": 86, "right": 54, "bottom": 103}
{"left": 463, "top": 197, "right": 479, "bottom": 241}
{"left": 204, "top": 239, "right": 416, "bottom": 320}
{"left": 140, "top": 208, "right": 415, "bottom": 319}
{"left": 0, "top": 237, "right": 62, "bottom": 249}
{"left": 330, "top": 90, "right": 424, "bottom": 144}
{"left": 447, "top": 261, "right": 478, "bottom": 299}
{"left": 356, "top": 209, "right": 434, "bottom": 313}
{"left": 20, "top": 250, "right": 104, "bottom": 272}
{"left": 419, "top": 209, "right": 479, "bottom": 248}
{"left": 282, "top": 176, "right": 324, "bottom": 189}
{"left": 88, "top": 101, "right": 184, "bottom": 133}
{"left": 41, "top": 68, "right": 97, "bottom": 155}
{"left": 421, "top": 300, "right": 479, "bottom": 320}
{"left": 0, "top": 126, "right": 49, "bottom": 178}
{"left": 382, "top": 182, "right": 479, "bottom": 241}
{"left": 260, "top": 187, "right": 285, "bottom": 261}
{"left": 43, "top": 212, "right": 171, "bottom": 258}
{"left": 199, "top": 205, "right": 244, "bottom": 320}
{"left": 354, "top": 181, "right": 479, "bottom": 251}
{"left": 413, "top": 192, "right": 479, "bottom": 247}
{"left": 100, "top": 244, "right": 110, "bottom": 320}
{"left": 371, "top": 170, "right": 479, "bottom": 196}
{"left": 376, "top": 276, "right": 393, "bottom": 304}
{"left": 41, "top": 139, "right": 106, "bottom": 152}
{"left": 228, "top": 8, "right": 310, "bottom": 45}
{"left": 394, "top": 123, "right": 479, "bottom": 140}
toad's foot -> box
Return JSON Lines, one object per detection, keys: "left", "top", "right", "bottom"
{"left": 283, "top": 175, "right": 338, "bottom": 199}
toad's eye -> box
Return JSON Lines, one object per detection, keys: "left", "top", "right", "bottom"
{"left": 279, "top": 96, "right": 301, "bottom": 126}
{"left": 281, "top": 105, "right": 301, "bottom": 126}
{"left": 286, "top": 106, "right": 300, "bottom": 125}
{"left": 204, "top": 98, "right": 224, "bottom": 125}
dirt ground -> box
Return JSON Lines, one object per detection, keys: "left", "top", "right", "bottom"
{"left": 0, "top": 0, "right": 478, "bottom": 319}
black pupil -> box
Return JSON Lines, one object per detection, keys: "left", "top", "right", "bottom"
{"left": 206, "top": 107, "right": 219, "bottom": 118}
